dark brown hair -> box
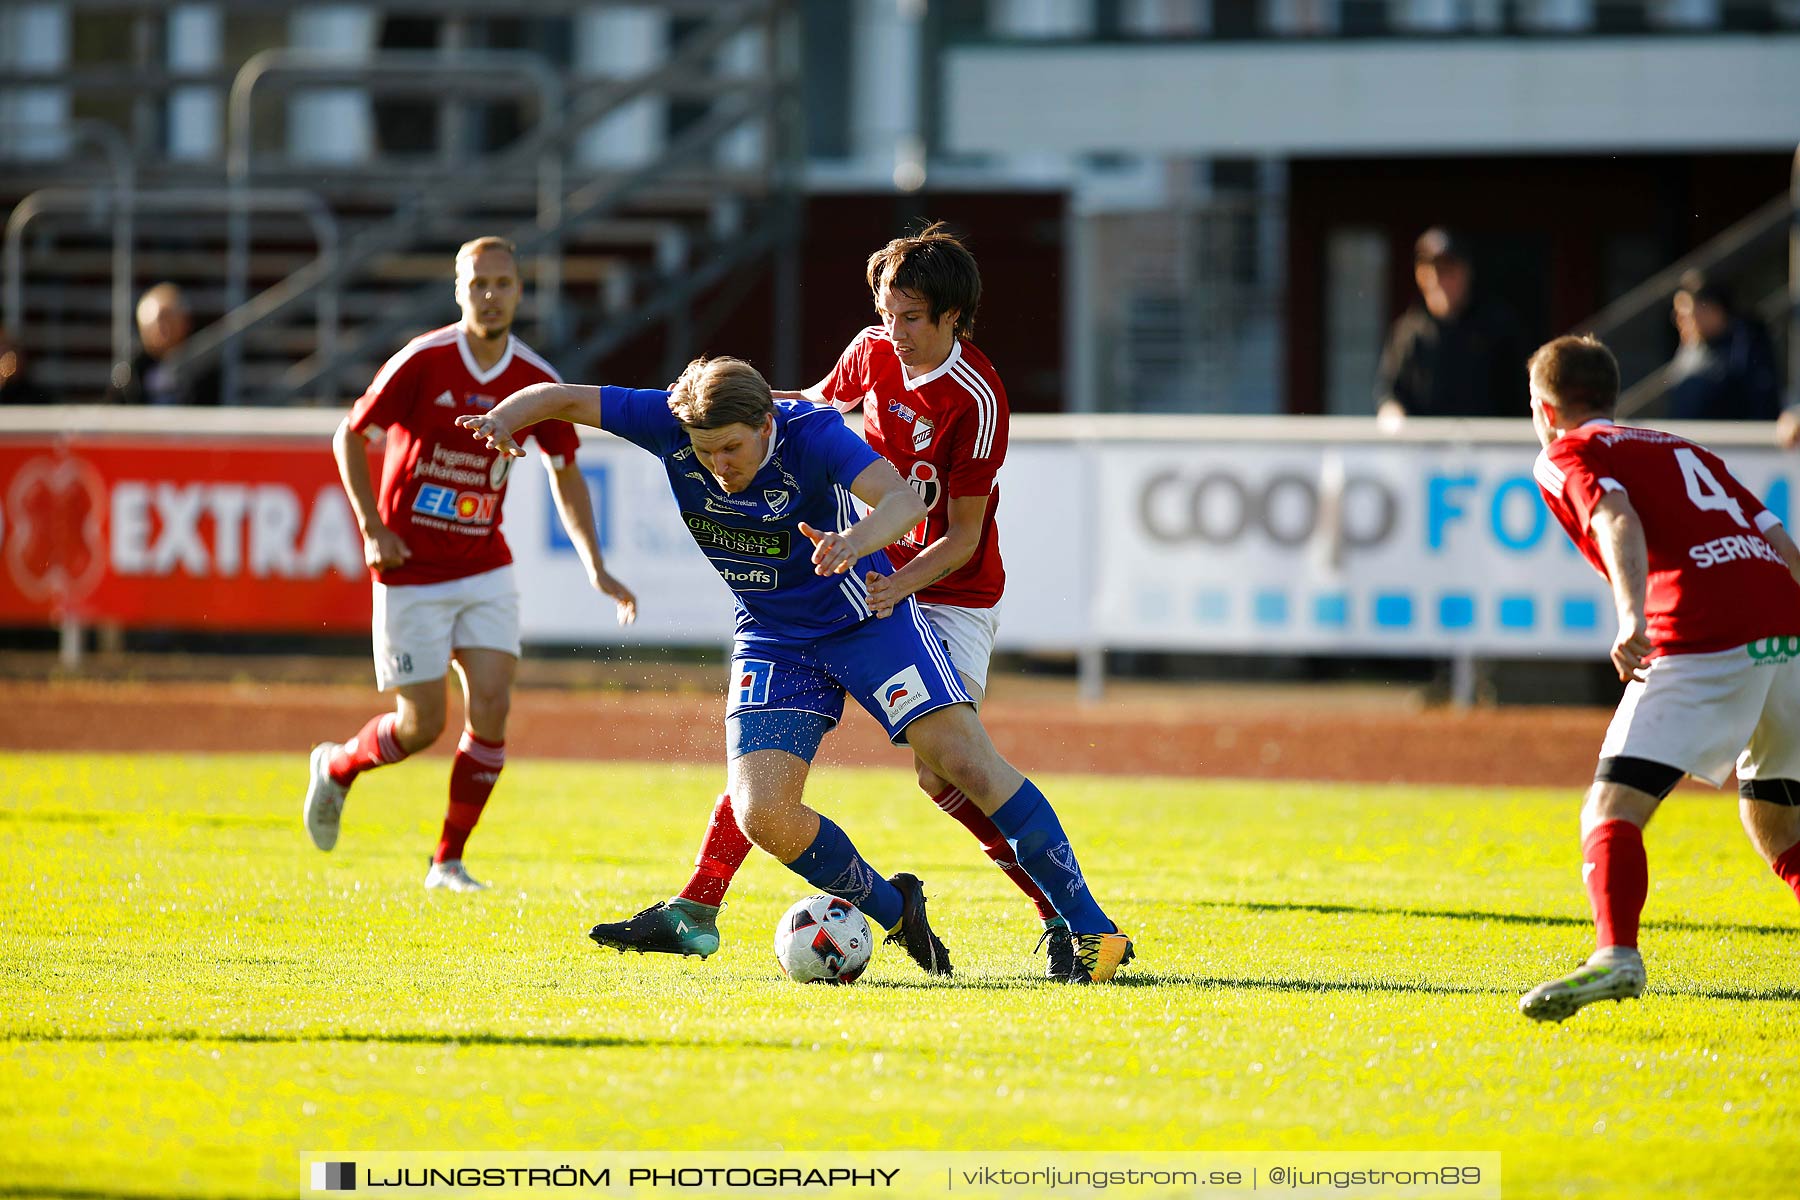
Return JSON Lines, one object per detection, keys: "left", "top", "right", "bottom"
{"left": 1528, "top": 334, "right": 1620, "bottom": 417}
{"left": 865, "top": 221, "right": 981, "bottom": 340}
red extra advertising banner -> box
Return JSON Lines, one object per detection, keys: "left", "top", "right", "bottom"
{"left": 0, "top": 435, "right": 371, "bottom": 631}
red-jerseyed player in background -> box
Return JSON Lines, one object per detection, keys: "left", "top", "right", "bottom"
{"left": 304, "top": 236, "right": 637, "bottom": 891}
{"left": 1520, "top": 334, "right": 1800, "bottom": 1022}
{"left": 587, "top": 223, "right": 1089, "bottom": 980}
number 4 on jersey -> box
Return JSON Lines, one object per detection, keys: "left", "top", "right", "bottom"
{"left": 1675, "top": 447, "right": 1748, "bottom": 529}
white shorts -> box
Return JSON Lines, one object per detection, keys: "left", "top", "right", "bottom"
{"left": 919, "top": 601, "right": 1000, "bottom": 700}
{"left": 1600, "top": 638, "right": 1800, "bottom": 787}
{"left": 372, "top": 565, "right": 520, "bottom": 691}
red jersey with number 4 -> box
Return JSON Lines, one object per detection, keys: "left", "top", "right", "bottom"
{"left": 1533, "top": 420, "right": 1800, "bottom": 656}
{"left": 347, "top": 324, "right": 577, "bottom": 587}
{"left": 821, "top": 329, "right": 1007, "bottom": 608}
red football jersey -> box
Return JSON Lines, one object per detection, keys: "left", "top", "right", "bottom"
{"left": 1534, "top": 420, "right": 1800, "bottom": 656}
{"left": 347, "top": 324, "right": 578, "bottom": 586}
{"left": 821, "top": 329, "right": 1007, "bottom": 608}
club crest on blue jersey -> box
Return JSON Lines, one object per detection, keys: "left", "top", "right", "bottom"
{"left": 763, "top": 489, "right": 791, "bottom": 515}
{"left": 735, "top": 659, "right": 774, "bottom": 706}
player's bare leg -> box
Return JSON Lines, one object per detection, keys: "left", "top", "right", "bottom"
{"left": 1521, "top": 780, "right": 1662, "bottom": 1022}
{"left": 1738, "top": 788, "right": 1800, "bottom": 905}
{"left": 905, "top": 704, "right": 1130, "bottom": 983}
{"left": 733, "top": 748, "right": 950, "bottom": 976}
{"left": 421, "top": 648, "right": 514, "bottom": 892}
{"left": 305, "top": 678, "right": 446, "bottom": 852}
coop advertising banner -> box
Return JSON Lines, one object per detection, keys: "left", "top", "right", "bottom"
{"left": 1090, "top": 437, "right": 1800, "bottom": 657}
{"left": 0, "top": 435, "right": 370, "bottom": 630}
{"left": 7, "top": 416, "right": 1795, "bottom": 664}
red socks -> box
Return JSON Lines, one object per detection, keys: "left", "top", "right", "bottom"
{"left": 1772, "top": 841, "right": 1800, "bottom": 905}
{"left": 932, "top": 786, "right": 1059, "bottom": 922}
{"left": 435, "top": 732, "right": 504, "bottom": 864}
{"left": 679, "top": 793, "right": 753, "bottom": 908}
{"left": 1583, "top": 819, "right": 1648, "bottom": 951}
{"left": 329, "top": 712, "right": 409, "bottom": 786}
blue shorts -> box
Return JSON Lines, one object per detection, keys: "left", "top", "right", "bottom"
{"left": 727, "top": 598, "right": 972, "bottom": 758}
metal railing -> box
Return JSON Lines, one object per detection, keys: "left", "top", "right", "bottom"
{"left": 1584, "top": 145, "right": 1800, "bottom": 419}
{"left": 172, "top": 0, "right": 785, "bottom": 403}
{"left": 0, "top": 119, "right": 135, "bottom": 368}
{"left": 206, "top": 48, "right": 566, "bottom": 402}
{"left": 7, "top": 187, "right": 341, "bottom": 403}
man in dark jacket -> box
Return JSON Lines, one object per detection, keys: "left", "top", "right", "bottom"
{"left": 107, "top": 283, "right": 223, "bottom": 406}
{"left": 1375, "top": 228, "right": 1528, "bottom": 427}
{"left": 1666, "top": 276, "right": 1780, "bottom": 423}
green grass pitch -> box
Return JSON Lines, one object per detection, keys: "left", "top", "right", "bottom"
{"left": 3, "top": 751, "right": 1796, "bottom": 1199}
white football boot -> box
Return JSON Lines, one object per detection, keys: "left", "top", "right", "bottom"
{"left": 424, "top": 859, "right": 488, "bottom": 893}
{"left": 1519, "top": 946, "right": 1646, "bottom": 1023}
{"left": 303, "top": 743, "right": 348, "bottom": 851}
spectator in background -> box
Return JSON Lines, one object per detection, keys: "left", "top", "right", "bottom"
{"left": 1665, "top": 274, "right": 1780, "bottom": 424}
{"left": 108, "top": 283, "right": 223, "bottom": 406}
{"left": 0, "top": 325, "right": 50, "bottom": 404}
{"left": 1375, "top": 227, "right": 1528, "bottom": 429}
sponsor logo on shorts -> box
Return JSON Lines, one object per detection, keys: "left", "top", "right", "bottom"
{"left": 1748, "top": 636, "right": 1800, "bottom": 665}
{"left": 716, "top": 563, "right": 778, "bottom": 592}
{"left": 681, "top": 512, "right": 788, "bottom": 559}
{"left": 735, "top": 659, "right": 774, "bottom": 707}
{"left": 876, "top": 664, "right": 931, "bottom": 726}
{"left": 413, "top": 483, "right": 497, "bottom": 525}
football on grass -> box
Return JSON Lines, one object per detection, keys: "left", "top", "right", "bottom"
{"left": 773, "top": 895, "right": 873, "bottom": 984}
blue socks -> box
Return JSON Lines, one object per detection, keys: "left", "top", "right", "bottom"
{"left": 991, "top": 779, "right": 1113, "bottom": 936}
{"left": 788, "top": 816, "right": 902, "bottom": 930}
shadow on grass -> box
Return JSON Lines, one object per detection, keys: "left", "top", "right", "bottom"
{"left": 1660, "top": 984, "right": 1800, "bottom": 1002}
{"left": 1191, "top": 898, "right": 1796, "bottom": 938}
{"left": 856, "top": 973, "right": 1510, "bottom": 997}
{"left": 13, "top": 1030, "right": 795, "bottom": 1051}
{"left": 1108, "top": 973, "right": 1514, "bottom": 996}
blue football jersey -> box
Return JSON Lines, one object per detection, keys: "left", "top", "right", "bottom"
{"left": 600, "top": 388, "right": 892, "bottom": 639}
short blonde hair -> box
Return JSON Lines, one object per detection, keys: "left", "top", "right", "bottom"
{"left": 455, "top": 236, "right": 518, "bottom": 277}
{"left": 666, "top": 356, "right": 773, "bottom": 429}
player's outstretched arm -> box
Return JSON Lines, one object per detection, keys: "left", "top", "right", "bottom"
{"left": 770, "top": 375, "right": 830, "bottom": 405}
{"left": 797, "top": 458, "right": 925, "bottom": 578}
{"left": 1589, "top": 491, "right": 1652, "bottom": 682}
{"left": 458, "top": 383, "right": 603, "bottom": 458}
